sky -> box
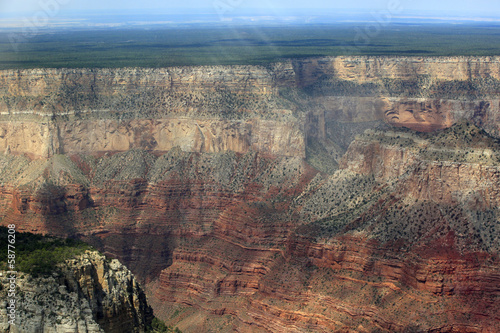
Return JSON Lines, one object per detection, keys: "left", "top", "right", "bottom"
{"left": 1, "top": 0, "right": 500, "bottom": 14}
{"left": 0, "top": 0, "right": 499, "bottom": 23}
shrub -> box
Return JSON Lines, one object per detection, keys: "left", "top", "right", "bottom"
{"left": 0, "top": 226, "right": 92, "bottom": 277}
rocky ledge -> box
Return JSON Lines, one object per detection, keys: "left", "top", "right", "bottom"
{"left": 0, "top": 250, "right": 153, "bottom": 333}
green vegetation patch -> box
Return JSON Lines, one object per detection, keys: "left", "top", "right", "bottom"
{"left": 426, "top": 121, "right": 500, "bottom": 149}
{"left": 429, "top": 78, "right": 500, "bottom": 99}
{"left": 304, "top": 76, "right": 500, "bottom": 99}
{"left": 0, "top": 226, "right": 92, "bottom": 277}
{"left": 304, "top": 78, "right": 383, "bottom": 97}
{"left": 146, "top": 317, "right": 182, "bottom": 333}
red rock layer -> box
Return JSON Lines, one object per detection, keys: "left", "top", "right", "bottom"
{"left": 0, "top": 139, "right": 499, "bottom": 332}
{"left": 152, "top": 228, "right": 499, "bottom": 332}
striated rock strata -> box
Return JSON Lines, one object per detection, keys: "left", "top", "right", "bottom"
{"left": 0, "top": 57, "right": 499, "bottom": 332}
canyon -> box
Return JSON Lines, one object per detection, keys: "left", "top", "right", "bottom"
{"left": 0, "top": 56, "right": 499, "bottom": 332}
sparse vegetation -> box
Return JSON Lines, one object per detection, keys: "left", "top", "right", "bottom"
{"left": 0, "top": 226, "right": 92, "bottom": 277}
{"left": 146, "top": 317, "right": 182, "bottom": 333}
{"left": 305, "top": 137, "right": 339, "bottom": 174}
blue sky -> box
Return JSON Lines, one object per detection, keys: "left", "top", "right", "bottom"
{"left": 1, "top": 0, "right": 499, "bottom": 13}
{"left": 1, "top": 0, "right": 499, "bottom": 19}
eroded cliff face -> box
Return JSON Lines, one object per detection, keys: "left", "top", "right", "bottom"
{"left": 0, "top": 57, "right": 499, "bottom": 332}
{"left": 0, "top": 118, "right": 303, "bottom": 158}
{"left": 300, "top": 57, "right": 500, "bottom": 167}
{"left": 1, "top": 56, "right": 500, "bottom": 159}
{"left": 0, "top": 251, "right": 153, "bottom": 333}
{"left": 0, "top": 64, "right": 301, "bottom": 158}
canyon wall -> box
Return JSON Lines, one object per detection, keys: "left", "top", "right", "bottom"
{"left": 298, "top": 57, "right": 500, "bottom": 167}
{"left": 0, "top": 57, "right": 499, "bottom": 332}
{"left": 1, "top": 56, "right": 500, "bottom": 159}
{"left": 0, "top": 118, "right": 304, "bottom": 158}
{"left": 0, "top": 64, "right": 301, "bottom": 158}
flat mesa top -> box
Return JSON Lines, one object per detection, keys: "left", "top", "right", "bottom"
{"left": 1, "top": 24, "right": 500, "bottom": 69}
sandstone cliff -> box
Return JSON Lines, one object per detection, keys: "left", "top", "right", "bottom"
{"left": 0, "top": 64, "right": 301, "bottom": 158}
{"left": 1, "top": 56, "right": 500, "bottom": 160}
{"left": 0, "top": 250, "right": 153, "bottom": 333}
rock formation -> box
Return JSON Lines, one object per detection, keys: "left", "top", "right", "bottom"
{"left": 0, "top": 56, "right": 499, "bottom": 332}
{"left": 0, "top": 250, "right": 153, "bottom": 333}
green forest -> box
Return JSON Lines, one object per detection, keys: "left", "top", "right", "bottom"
{"left": 0, "top": 23, "right": 499, "bottom": 69}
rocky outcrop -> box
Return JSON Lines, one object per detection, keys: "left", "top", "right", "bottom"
{"left": 0, "top": 251, "right": 153, "bottom": 333}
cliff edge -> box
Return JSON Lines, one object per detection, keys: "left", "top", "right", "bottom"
{"left": 0, "top": 247, "right": 153, "bottom": 333}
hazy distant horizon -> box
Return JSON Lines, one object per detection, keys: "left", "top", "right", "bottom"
{"left": 1, "top": 5, "right": 500, "bottom": 30}
{"left": 2, "top": 0, "right": 500, "bottom": 14}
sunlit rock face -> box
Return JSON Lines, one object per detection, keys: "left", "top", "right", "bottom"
{"left": 0, "top": 57, "right": 500, "bottom": 332}
{"left": 0, "top": 65, "right": 302, "bottom": 158}
{"left": 0, "top": 250, "right": 153, "bottom": 333}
